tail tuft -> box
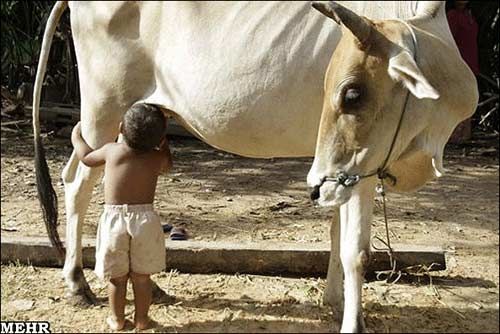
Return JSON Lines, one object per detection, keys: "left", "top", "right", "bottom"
{"left": 35, "top": 136, "right": 65, "bottom": 258}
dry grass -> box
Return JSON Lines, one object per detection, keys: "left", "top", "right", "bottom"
{"left": 1, "top": 263, "right": 499, "bottom": 333}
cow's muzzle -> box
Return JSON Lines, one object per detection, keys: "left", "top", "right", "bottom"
{"left": 310, "top": 171, "right": 362, "bottom": 202}
{"left": 310, "top": 185, "right": 321, "bottom": 201}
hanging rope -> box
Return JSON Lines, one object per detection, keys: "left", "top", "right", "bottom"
{"left": 371, "top": 177, "right": 402, "bottom": 284}
{"left": 369, "top": 19, "right": 419, "bottom": 285}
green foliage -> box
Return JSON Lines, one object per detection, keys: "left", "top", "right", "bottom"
{"left": 456, "top": 0, "right": 499, "bottom": 133}
{"left": 472, "top": 1, "right": 499, "bottom": 81}
{"left": 1, "top": 1, "right": 52, "bottom": 88}
{"left": 474, "top": 2, "right": 499, "bottom": 133}
{"left": 1, "top": 0, "right": 78, "bottom": 103}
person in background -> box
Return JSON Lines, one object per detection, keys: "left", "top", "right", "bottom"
{"left": 447, "top": 0, "right": 480, "bottom": 143}
{"left": 447, "top": 0, "right": 480, "bottom": 75}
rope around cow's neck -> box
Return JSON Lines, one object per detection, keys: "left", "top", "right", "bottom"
{"left": 371, "top": 19, "right": 419, "bottom": 284}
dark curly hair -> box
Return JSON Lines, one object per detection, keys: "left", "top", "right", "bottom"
{"left": 121, "top": 104, "right": 167, "bottom": 151}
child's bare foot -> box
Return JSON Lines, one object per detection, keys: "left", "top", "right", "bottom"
{"left": 134, "top": 317, "right": 152, "bottom": 330}
{"left": 106, "top": 316, "right": 126, "bottom": 331}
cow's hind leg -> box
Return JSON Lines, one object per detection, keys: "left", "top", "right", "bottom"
{"left": 61, "top": 150, "right": 103, "bottom": 306}
{"left": 324, "top": 206, "right": 343, "bottom": 323}
{"left": 61, "top": 113, "right": 121, "bottom": 306}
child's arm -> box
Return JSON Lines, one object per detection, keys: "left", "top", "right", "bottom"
{"left": 158, "top": 136, "right": 173, "bottom": 173}
{"left": 71, "top": 122, "right": 108, "bottom": 167}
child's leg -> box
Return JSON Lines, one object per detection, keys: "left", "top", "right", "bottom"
{"left": 107, "top": 274, "right": 129, "bottom": 330}
{"left": 130, "top": 272, "right": 152, "bottom": 329}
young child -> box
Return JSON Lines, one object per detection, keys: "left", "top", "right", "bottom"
{"left": 71, "top": 103, "right": 172, "bottom": 330}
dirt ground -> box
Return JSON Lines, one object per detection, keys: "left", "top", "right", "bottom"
{"left": 1, "top": 126, "right": 499, "bottom": 333}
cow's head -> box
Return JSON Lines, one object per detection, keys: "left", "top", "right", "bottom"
{"left": 308, "top": 2, "right": 446, "bottom": 206}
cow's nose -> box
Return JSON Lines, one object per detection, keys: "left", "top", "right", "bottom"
{"left": 310, "top": 185, "right": 321, "bottom": 201}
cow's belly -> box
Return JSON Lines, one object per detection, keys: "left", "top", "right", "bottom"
{"left": 153, "top": 94, "right": 320, "bottom": 158}
{"left": 144, "top": 63, "right": 330, "bottom": 158}
{"left": 141, "top": 1, "right": 338, "bottom": 158}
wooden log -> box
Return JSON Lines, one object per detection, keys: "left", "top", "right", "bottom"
{"left": 1, "top": 120, "right": 30, "bottom": 126}
{"left": 1, "top": 236, "right": 445, "bottom": 277}
{"left": 25, "top": 105, "right": 194, "bottom": 137}
{"left": 25, "top": 105, "right": 79, "bottom": 124}
{"left": 1, "top": 127, "right": 20, "bottom": 133}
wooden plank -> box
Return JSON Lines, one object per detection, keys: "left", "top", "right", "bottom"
{"left": 0, "top": 236, "right": 445, "bottom": 277}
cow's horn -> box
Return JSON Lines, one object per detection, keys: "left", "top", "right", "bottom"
{"left": 312, "top": 1, "right": 371, "bottom": 46}
{"left": 415, "top": 1, "right": 442, "bottom": 19}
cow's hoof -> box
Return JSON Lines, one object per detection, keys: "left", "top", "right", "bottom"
{"left": 64, "top": 287, "right": 98, "bottom": 307}
{"left": 151, "top": 281, "right": 175, "bottom": 305}
{"left": 323, "top": 294, "right": 343, "bottom": 323}
{"left": 340, "top": 325, "right": 367, "bottom": 334}
{"left": 328, "top": 306, "right": 343, "bottom": 324}
{"left": 340, "top": 314, "right": 366, "bottom": 333}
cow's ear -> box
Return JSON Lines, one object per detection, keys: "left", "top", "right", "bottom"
{"left": 388, "top": 51, "right": 440, "bottom": 100}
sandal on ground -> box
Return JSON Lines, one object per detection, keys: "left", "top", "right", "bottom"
{"left": 162, "top": 223, "right": 173, "bottom": 233}
{"left": 170, "top": 227, "right": 188, "bottom": 241}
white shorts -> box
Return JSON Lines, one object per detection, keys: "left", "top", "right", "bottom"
{"left": 94, "top": 204, "right": 166, "bottom": 280}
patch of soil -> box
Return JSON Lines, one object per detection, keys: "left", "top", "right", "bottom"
{"left": 1, "top": 127, "right": 499, "bottom": 332}
{"left": 1, "top": 265, "right": 498, "bottom": 333}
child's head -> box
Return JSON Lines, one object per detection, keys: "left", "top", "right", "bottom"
{"left": 121, "top": 103, "right": 167, "bottom": 151}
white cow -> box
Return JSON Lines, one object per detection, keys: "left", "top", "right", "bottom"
{"left": 33, "top": 1, "right": 472, "bottom": 332}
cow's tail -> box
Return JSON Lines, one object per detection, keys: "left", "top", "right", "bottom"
{"left": 33, "top": 1, "right": 68, "bottom": 258}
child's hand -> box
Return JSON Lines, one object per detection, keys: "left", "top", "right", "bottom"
{"left": 71, "top": 121, "right": 108, "bottom": 167}
{"left": 159, "top": 135, "right": 169, "bottom": 150}
{"left": 72, "top": 121, "right": 82, "bottom": 137}
{"left": 71, "top": 122, "right": 82, "bottom": 144}
{"left": 159, "top": 135, "right": 173, "bottom": 174}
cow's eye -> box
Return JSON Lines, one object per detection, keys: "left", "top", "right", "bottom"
{"left": 343, "top": 86, "right": 362, "bottom": 106}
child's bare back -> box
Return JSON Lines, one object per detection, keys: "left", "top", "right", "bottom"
{"left": 98, "top": 141, "right": 170, "bottom": 205}
{"left": 71, "top": 104, "right": 172, "bottom": 206}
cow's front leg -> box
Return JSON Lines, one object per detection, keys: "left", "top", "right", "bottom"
{"left": 61, "top": 151, "right": 102, "bottom": 306}
{"left": 324, "top": 206, "right": 343, "bottom": 322}
{"left": 339, "top": 178, "right": 376, "bottom": 333}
